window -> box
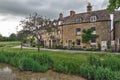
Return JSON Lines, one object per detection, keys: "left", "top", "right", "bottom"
{"left": 76, "top": 18, "right": 82, "bottom": 23}
{"left": 57, "top": 30, "right": 61, "bottom": 35}
{"left": 53, "top": 22, "right": 57, "bottom": 26}
{"left": 91, "top": 27, "right": 96, "bottom": 34}
{"left": 58, "top": 21, "right": 62, "bottom": 25}
{"left": 91, "top": 27, "right": 96, "bottom": 31}
{"left": 76, "top": 28, "right": 81, "bottom": 35}
{"left": 76, "top": 39, "right": 81, "bottom": 45}
{"left": 91, "top": 38, "right": 96, "bottom": 43}
{"left": 118, "top": 38, "right": 120, "bottom": 44}
{"left": 90, "top": 16, "right": 97, "bottom": 22}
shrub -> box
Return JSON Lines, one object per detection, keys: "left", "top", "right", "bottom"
{"left": 31, "top": 54, "right": 53, "bottom": 68}
{"left": 54, "top": 45, "right": 63, "bottom": 49}
{"left": 102, "top": 56, "right": 120, "bottom": 71}
{"left": 80, "top": 64, "right": 95, "bottom": 80}
{"left": 0, "top": 54, "right": 8, "bottom": 63}
{"left": 88, "top": 55, "right": 102, "bottom": 68}
{"left": 86, "top": 48, "right": 99, "bottom": 51}
{"left": 54, "top": 60, "right": 80, "bottom": 74}
{"left": 95, "top": 67, "right": 115, "bottom": 80}
{"left": 31, "top": 41, "right": 36, "bottom": 47}
{"left": 38, "top": 64, "right": 49, "bottom": 72}
{"left": 114, "top": 72, "right": 120, "bottom": 80}
{"left": 18, "top": 57, "right": 40, "bottom": 72}
{"left": 9, "top": 56, "right": 20, "bottom": 67}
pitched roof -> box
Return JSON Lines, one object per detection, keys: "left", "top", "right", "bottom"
{"left": 59, "top": 9, "right": 120, "bottom": 25}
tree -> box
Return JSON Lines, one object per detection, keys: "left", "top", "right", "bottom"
{"left": 28, "top": 35, "right": 35, "bottom": 47}
{"left": 0, "top": 34, "right": 2, "bottom": 41}
{"left": 107, "top": 0, "right": 120, "bottom": 12}
{"left": 20, "top": 13, "right": 57, "bottom": 51}
{"left": 17, "top": 30, "right": 32, "bottom": 50}
{"left": 82, "top": 28, "right": 98, "bottom": 47}
{"left": 9, "top": 33, "right": 17, "bottom": 41}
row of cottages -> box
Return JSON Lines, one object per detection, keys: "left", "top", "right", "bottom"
{"left": 41, "top": 3, "right": 120, "bottom": 51}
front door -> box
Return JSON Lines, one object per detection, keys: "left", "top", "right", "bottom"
{"left": 49, "top": 40, "right": 51, "bottom": 48}
{"left": 68, "top": 40, "right": 72, "bottom": 49}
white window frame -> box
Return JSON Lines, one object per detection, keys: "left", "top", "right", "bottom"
{"left": 58, "top": 21, "right": 62, "bottom": 25}
{"left": 90, "top": 16, "right": 97, "bottom": 22}
{"left": 90, "top": 38, "right": 97, "bottom": 45}
{"left": 76, "top": 28, "right": 81, "bottom": 35}
{"left": 91, "top": 27, "right": 96, "bottom": 34}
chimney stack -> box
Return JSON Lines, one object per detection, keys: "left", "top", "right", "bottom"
{"left": 87, "top": 2, "right": 92, "bottom": 12}
{"left": 59, "top": 13, "right": 63, "bottom": 19}
{"left": 70, "top": 11, "right": 75, "bottom": 16}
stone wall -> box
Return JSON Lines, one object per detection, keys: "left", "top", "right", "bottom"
{"left": 62, "top": 21, "right": 111, "bottom": 48}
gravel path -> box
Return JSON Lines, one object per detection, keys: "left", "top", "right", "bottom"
{"left": 13, "top": 46, "right": 120, "bottom": 54}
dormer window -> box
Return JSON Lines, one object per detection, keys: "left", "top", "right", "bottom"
{"left": 58, "top": 21, "right": 62, "bottom": 25}
{"left": 53, "top": 22, "right": 57, "bottom": 26}
{"left": 90, "top": 16, "right": 97, "bottom": 22}
{"left": 57, "top": 30, "right": 61, "bottom": 35}
{"left": 76, "top": 18, "right": 82, "bottom": 23}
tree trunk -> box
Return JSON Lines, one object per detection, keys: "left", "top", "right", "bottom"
{"left": 21, "top": 42, "right": 23, "bottom": 50}
{"left": 37, "top": 40, "right": 40, "bottom": 52}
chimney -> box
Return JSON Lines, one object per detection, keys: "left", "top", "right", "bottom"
{"left": 59, "top": 13, "right": 63, "bottom": 19}
{"left": 87, "top": 2, "right": 92, "bottom": 12}
{"left": 70, "top": 11, "right": 75, "bottom": 16}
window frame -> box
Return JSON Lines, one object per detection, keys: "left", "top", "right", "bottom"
{"left": 76, "top": 28, "right": 81, "bottom": 35}
{"left": 91, "top": 27, "right": 96, "bottom": 34}
{"left": 91, "top": 38, "right": 96, "bottom": 43}
{"left": 76, "top": 39, "right": 81, "bottom": 45}
{"left": 90, "top": 16, "right": 97, "bottom": 22}
{"left": 76, "top": 18, "right": 82, "bottom": 23}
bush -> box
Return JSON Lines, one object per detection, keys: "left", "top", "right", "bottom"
{"left": 95, "top": 67, "right": 115, "bottom": 80}
{"left": 0, "top": 54, "right": 8, "bottom": 63}
{"left": 38, "top": 64, "right": 49, "bottom": 72}
{"left": 80, "top": 64, "right": 95, "bottom": 80}
{"left": 31, "top": 54, "right": 53, "bottom": 68}
{"left": 31, "top": 42, "right": 36, "bottom": 47}
{"left": 88, "top": 55, "right": 102, "bottom": 68}
{"left": 102, "top": 56, "right": 120, "bottom": 71}
{"left": 18, "top": 57, "right": 40, "bottom": 72}
{"left": 86, "top": 48, "right": 99, "bottom": 51}
{"left": 54, "top": 60, "right": 80, "bottom": 74}
{"left": 54, "top": 45, "right": 63, "bottom": 49}
{"left": 9, "top": 56, "right": 20, "bottom": 67}
{"left": 114, "top": 72, "right": 120, "bottom": 80}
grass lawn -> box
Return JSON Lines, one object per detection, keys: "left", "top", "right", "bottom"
{"left": 0, "top": 41, "right": 20, "bottom": 48}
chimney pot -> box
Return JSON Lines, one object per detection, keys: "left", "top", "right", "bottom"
{"left": 59, "top": 13, "right": 63, "bottom": 19}
{"left": 70, "top": 11, "right": 75, "bottom": 16}
{"left": 87, "top": 2, "right": 92, "bottom": 12}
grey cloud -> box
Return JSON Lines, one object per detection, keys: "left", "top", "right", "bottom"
{"left": 0, "top": 0, "right": 108, "bottom": 19}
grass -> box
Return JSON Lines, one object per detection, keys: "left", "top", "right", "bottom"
{"left": 0, "top": 41, "right": 20, "bottom": 48}
{"left": 0, "top": 41, "right": 120, "bottom": 80}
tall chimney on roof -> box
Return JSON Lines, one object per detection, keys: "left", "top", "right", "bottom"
{"left": 59, "top": 13, "right": 63, "bottom": 19}
{"left": 87, "top": 2, "right": 92, "bottom": 12}
{"left": 70, "top": 11, "right": 75, "bottom": 16}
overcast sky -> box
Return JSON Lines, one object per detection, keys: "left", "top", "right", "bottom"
{"left": 0, "top": 0, "right": 109, "bottom": 36}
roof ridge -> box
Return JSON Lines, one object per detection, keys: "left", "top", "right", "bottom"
{"left": 63, "top": 9, "right": 107, "bottom": 19}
